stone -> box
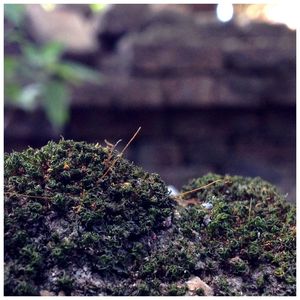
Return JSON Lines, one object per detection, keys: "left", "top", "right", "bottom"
{"left": 203, "top": 215, "right": 211, "bottom": 226}
{"left": 98, "top": 4, "right": 151, "bottom": 36}
{"left": 223, "top": 45, "right": 295, "bottom": 74}
{"left": 58, "top": 291, "right": 66, "bottom": 296}
{"left": 145, "top": 7, "right": 197, "bottom": 29}
{"left": 72, "top": 76, "right": 163, "bottom": 108}
{"left": 217, "top": 75, "right": 275, "bottom": 107}
{"left": 186, "top": 276, "right": 213, "bottom": 296}
{"left": 202, "top": 202, "right": 213, "bottom": 210}
{"left": 40, "top": 290, "right": 56, "bottom": 296}
{"left": 117, "top": 25, "right": 222, "bottom": 76}
{"left": 112, "top": 77, "right": 163, "bottom": 108}
{"left": 161, "top": 77, "right": 216, "bottom": 106}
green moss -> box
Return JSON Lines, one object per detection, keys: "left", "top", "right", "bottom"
{"left": 139, "top": 238, "right": 197, "bottom": 282}
{"left": 215, "top": 276, "right": 230, "bottom": 295}
{"left": 12, "top": 281, "right": 39, "bottom": 296}
{"left": 179, "top": 173, "right": 296, "bottom": 296}
{"left": 4, "top": 139, "right": 175, "bottom": 296}
{"left": 195, "top": 288, "right": 205, "bottom": 296}
{"left": 4, "top": 143, "right": 295, "bottom": 297}
{"left": 274, "top": 267, "right": 285, "bottom": 278}
{"left": 134, "top": 282, "right": 151, "bottom": 296}
{"left": 256, "top": 274, "right": 265, "bottom": 289}
{"left": 167, "top": 284, "right": 187, "bottom": 296}
{"left": 229, "top": 257, "right": 249, "bottom": 275}
{"left": 57, "top": 273, "right": 74, "bottom": 295}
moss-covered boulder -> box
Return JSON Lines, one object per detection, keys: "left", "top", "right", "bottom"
{"left": 177, "top": 173, "right": 296, "bottom": 296}
{"left": 4, "top": 139, "right": 175, "bottom": 295}
{"left": 4, "top": 140, "right": 296, "bottom": 296}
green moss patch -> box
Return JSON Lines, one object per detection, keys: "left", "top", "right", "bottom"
{"left": 4, "top": 141, "right": 295, "bottom": 296}
{"left": 178, "top": 173, "right": 296, "bottom": 296}
{"left": 4, "top": 139, "right": 175, "bottom": 295}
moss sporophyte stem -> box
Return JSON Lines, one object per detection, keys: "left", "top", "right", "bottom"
{"left": 174, "top": 179, "right": 226, "bottom": 199}
{"left": 99, "top": 126, "right": 141, "bottom": 180}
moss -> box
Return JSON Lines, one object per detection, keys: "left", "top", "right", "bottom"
{"left": 274, "top": 267, "right": 285, "bottom": 279}
{"left": 19, "top": 245, "right": 44, "bottom": 278}
{"left": 4, "top": 139, "right": 175, "bottom": 295}
{"left": 167, "top": 284, "right": 187, "bottom": 296}
{"left": 195, "top": 288, "right": 205, "bottom": 296}
{"left": 215, "top": 276, "right": 230, "bottom": 295}
{"left": 256, "top": 274, "right": 265, "bottom": 290}
{"left": 57, "top": 273, "right": 74, "bottom": 295}
{"left": 229, "top": 257, "right": 249, "bottom": 275}
{"left": 134, "top": 282, "right": 151, "bottom": 296}
{"left": 179, "top": 173, "right": 296, "bottom": 296}
{"left": 4, "top": 142, "right": 295, "bottom": 297}
{"left": 139, "top": 238, "right": 197, "bottom": 282}
{"left": 12, "top": 281, "right": 39, "bottom": 296}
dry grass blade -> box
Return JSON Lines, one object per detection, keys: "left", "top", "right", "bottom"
{"left": 103, "top": 139, "right": 122, "bottom": 167}
{"left": 175, "top": 179, "right": 224, "bottom": 199}
{"left": 100, "top": 127, "right": 142, "bottom": 180}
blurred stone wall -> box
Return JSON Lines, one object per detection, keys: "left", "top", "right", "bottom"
{"left": 5, "top": 4, "right": 296, "bottom": 201}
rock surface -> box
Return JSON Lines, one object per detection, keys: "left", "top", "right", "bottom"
{"left": 186, "top": 276, "right": 213, "bottom": 296}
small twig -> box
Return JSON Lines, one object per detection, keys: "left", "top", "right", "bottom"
{"left": 99, "top": 127, "right": 141, "bottom": 180}
{"left": 175, "top": 179, "right": 224, "bottom": 199}
{"left": 120, "top": 127, "right": 141, "bottom": 157}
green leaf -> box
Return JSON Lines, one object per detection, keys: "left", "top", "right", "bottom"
{"left": 4, "top": 4, "right": 26, "bottom": 26}
{"left": 4, "top": 56, "right": 19, "bottom": 80}
{"left": 4, "top": 83, "right": 21, "bottom": 103}
{"left": 23, "top": 42, "right": 64, "bottom": 70}
{"left": 53, "top": 62, "right": 100, "bottom": 84}
{"left": 23, "top": 44, "right": 43, "bottom": 67}
{"left": 41, "top": 81, "right": 70, "bottom": 129}
{"left": 5, "top": 30, "right": 26, "bottom": 45}
{"left": 41, "top": 42, "right": 64, "bottom": 66}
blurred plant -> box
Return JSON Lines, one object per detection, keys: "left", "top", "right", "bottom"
{"left": 89, "top": 4, "right": 107, "bottom": 12}
{"left": 4, "top": 4, "right": 100, "bottom": 130}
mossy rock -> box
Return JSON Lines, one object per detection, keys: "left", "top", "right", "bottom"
{"left": 4, "top": 140, "right": 296, "bottom": 296}
{"left": 4, "top": 139, "right": 175, "bottom": 295}
{"left": 177, "top": 173, "right": 296, "bottom": 296}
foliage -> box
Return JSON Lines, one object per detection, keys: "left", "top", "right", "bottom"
{"left": 89, "top": 4, "right": 107, "bottom": 12}
{"left": 4, "top": 4, "right": 100, "bottom": 130}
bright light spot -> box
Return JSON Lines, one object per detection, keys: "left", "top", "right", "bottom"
{"left": 216, "top": 3, "right": 234, "bottom": 22}
{"left": 238, "top": 4, "right": 298, "bottom": 30}
{"left": 263, "top": 3, "right": 297, "bottom": 30}
{"left": 90, "top": 4, "right": 107, "bottom": 12}
{"left": 41, "top": 4, "right": 56, "bottom": 12}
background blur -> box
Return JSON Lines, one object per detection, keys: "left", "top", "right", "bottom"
{"left": 4, "top": 4, "right": 296, "bottom": 201}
